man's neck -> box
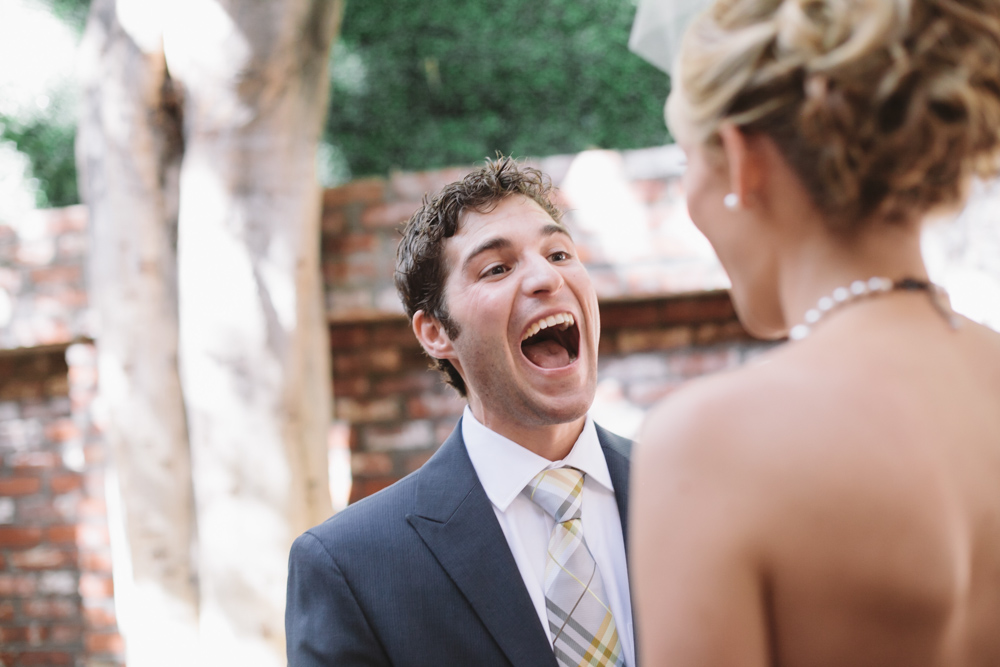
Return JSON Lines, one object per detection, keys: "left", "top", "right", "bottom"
{"left": 467, "top": 407, "right": 587, "bottom": 461}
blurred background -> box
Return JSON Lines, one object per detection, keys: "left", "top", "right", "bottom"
{"left": 1, "top": 1, "right": 998, "bottom": 666}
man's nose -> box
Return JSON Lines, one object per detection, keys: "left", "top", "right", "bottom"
{"left": 521, "top": 254, "right": 564, "bottom": 295}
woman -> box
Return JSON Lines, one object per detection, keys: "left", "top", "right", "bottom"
{"left": 632, "top": 1, "right": 1000, "bottom": 665}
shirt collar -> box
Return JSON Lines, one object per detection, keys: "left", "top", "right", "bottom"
{"left": 462, "top": 406, "right": 614, "bottom": 513}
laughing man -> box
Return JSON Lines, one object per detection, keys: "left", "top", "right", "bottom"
{"left": 286, "top": 158, "right": 636, "bottom": 667}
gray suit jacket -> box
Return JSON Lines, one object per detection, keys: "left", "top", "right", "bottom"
{"left": 286, "top": 418, "right": 634, "bottom": 666}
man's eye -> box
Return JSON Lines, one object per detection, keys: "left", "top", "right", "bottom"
{"left": 550, "top": 251, "right": 569, "bottom": 262}
{"left": 483, "top": 264, "right": 507, "bottom": 278}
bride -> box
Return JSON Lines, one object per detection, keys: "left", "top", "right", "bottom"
{"left": 632, "top": 0, "right": 1000, "bottom": 665}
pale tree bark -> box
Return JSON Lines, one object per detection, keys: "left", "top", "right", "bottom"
{"left": 77, "top": 0, "right": 340, "bottom": 664}
{"left": 76, "top": 0, "right": 200, "bottom": 665}
{"left": 165, "top": 1, "right": 340, "bottom": 664}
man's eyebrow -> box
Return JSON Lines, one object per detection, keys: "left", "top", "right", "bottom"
{"left": 462, "top": 237, "right": 513, "bottom": 273}
{"left": 541, "top": 223, "right": 572, "bottom": 240}
{"left": 460, "top": 224, "right": 573, "bottom": 273}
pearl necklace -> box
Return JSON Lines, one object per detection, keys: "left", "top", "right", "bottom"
{"left": 789, "top": 277, "right": 957, "bottom": 340}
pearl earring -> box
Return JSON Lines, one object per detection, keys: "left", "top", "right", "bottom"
{"left": 723, "top": 193, "right": 741, "bottom": 210}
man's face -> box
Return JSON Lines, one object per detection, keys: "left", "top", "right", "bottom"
{"left": 429, "top": 195, "right": 600, "bottom": 434}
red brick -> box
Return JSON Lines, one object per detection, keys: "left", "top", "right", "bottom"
{"left": 0, "top": 380, "right": 43, "bottom": 401}
{"left": 0, "top": 477, "right": 42, "bottom": 496}
{"left": 350, "top": 452, "right": 393, "bottom": 477}
{"left": 45, "top": 525, "right": 77, "bottom": 544}
{"left": 76, "top": 524, "right": 109, "bottom": 550}
{"left": 79, "top": 551, "right": 113, "bottom": 573}
{"left": 693, "top": 320, "right": 750, "bottom": 345}
{"left": 7, "top": 452, "right": 60, "bottom": 471}
{"left": 323, "top": 178, "right": 386, "bottom": 208}
{"left": 0, "top": 573, "right": 37, "bottom": 597}
{"left": 85, "top": 632, "right": 124, "bottom": 654}
{"left": 370, "top": 325, "right": 421, "bottom": 348}
{"left": 10, "top": 548, "right": 76, "bottom": 570}
{"left": 364, "top": 421, "right": 434, "bottom": 452}
{"left": 332, "top": 376, "right": 370, "bottom": 398}
{"left": 325, "top": 232, "right": 378, "bottom": 255}
{"left": 0, "top": 626, "right": 32, "bottom": 643}
{"left": 43, "top": 420, "right": 79, "bottom": 443}
{"left": 43, "top": 375, "right": 70, "bottom": 397}
{"left": 49, "top": 474, "right": 82, "bottom": 494}
{"left": 48, "top": 624, "right": 82, "bottom": 645}
{"left": 616, "top": 326, "right": 694, "bottom": 354}
{"left": 29, "top": 266, "right": 82, "bottom": 285}
{"left": 77, "top": 497, "right": 108, "bottom": 518}
{"left": 360, "top": 201, "right": 421, "bottom": 229}
{"left": 670, "top": 348, "right": 740, "bottom": 378}
{"left": 599, "top": 301, "right": 665, "bottom": 329}
{"left": 16, "top": 497, "right": 63, "bottom": 523}
{"left": 328, "top": 325, "right": 369, "bottom": 350}
{"left": 405, "top": 393, "right": 465, "bottom": 420}
{"left": 662, "top": 294, "right": 736, "bottom": 323}
{"left": 22, "top": 598, "right": 78, "bottom": 620}
{"left": 82, "top": 605, "right": 117, "bottom": 628}
{"left": 349, "top": 477, "right": 397, "bottom": 504}
{"left": 390, "top": 167, "right": 470, "bottom": 200}
{"left": 16, "top": 651, "right": 74, "bottom": 666}
{"left": 324, "top": 257, "right": 378, "bottom": 283}
{"left": 83, "top": 444, "right": 107, "bottom": 464}
{"left": 0, "top": 601, "right": 14, "bottom": 622}
{"left": 372, "top": 373, "right": 437, "bottom": 397}
{"left": 403, "top": 450, "right": 434, "bottom": 474}
{"left": 335, "top": 397, "right": 400, "bottom": 423}
{"left": 0, "top": 527, "right": 43, "bottom": 549}
{"left": 45, "top": 205, "right": 87, "bottom": 234}
{"left": 79, "top": 573, "right": 114, "bottom": 598}
{"left": 320, "top": 208, "right": 348, "bottom": 234}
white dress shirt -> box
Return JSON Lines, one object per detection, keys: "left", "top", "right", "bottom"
{"left": 462, "top": 406, "right": 635, "bottom": 667}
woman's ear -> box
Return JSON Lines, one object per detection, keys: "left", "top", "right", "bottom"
{"left": 718, "top": 122, "right": 765, "bottom": 207}
{"left": 412, "top": 310, "right": 455, "bottom": 360}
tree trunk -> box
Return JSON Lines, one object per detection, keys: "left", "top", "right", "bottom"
{"left": 165, "top": 1, "right": 341, "bottom": 663}
{"left": 76, "top": 0, "right": 200, "bottom": 665}
{"left": 78, "top": 0, "right": 341, "bottom": 663}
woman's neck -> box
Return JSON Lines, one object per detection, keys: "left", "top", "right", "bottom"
{"left": 777, "top": 219, "right": 929, "bottom": 335}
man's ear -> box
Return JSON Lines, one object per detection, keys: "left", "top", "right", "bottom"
{"left": 718, "top": 122, "right": 765, "bottom": 207}
{"left": 412, "top": 310, "right": 455, "bottom": 360}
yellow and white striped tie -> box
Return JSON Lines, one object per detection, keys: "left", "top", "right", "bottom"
{"left": 523, "top": 467, "right": 625, "bottom": 667}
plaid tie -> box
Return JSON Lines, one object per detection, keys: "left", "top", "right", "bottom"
{"left": 523, "top": 467, "right": 625, "bottom": 667}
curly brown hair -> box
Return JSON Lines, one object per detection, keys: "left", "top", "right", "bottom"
{"left": 394, "top": 156, "right": 564, "bottom": 397}
{"left": 670, "top": 0, "right": 1000, "bottom": 232}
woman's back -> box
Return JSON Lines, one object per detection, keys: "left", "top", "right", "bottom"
{"left": 635, "top": 299, "right": 1000, "bottom": 666}
{"left": 631, "top": 0, "right": 1000, "bottom": 663}
{"left": 758, "top": 304, "right": 1000, "bottom": 666}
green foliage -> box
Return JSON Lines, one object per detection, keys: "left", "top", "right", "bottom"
{"left": 39, "top": 0, "right": 92, "bottom": 33}
{"left": 326, "top": 0, "right": 671, "bottom": 179}
{"left": 0, "top": 115, "right": 78, "bottom": 208}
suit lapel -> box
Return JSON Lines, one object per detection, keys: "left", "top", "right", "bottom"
{"left": 596, "top": 423, "right": 632, "bottom": 555}
{"left": 407, "top": 421, "right": 557, "bottom": 667}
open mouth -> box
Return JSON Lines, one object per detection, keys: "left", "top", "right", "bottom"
{"left": 520, "top": 313, "right": 580, "bottom": 369}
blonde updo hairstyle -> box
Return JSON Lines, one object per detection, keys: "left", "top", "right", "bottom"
{"left": 670, "top": 0, "right": 1000, "bottom": 233}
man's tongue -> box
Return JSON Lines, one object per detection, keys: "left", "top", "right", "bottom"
{"left": 522, "top": 339, "right": 571, "bottom": 369}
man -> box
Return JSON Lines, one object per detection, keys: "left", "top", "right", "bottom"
{"left": 286, "top": 158, "right": 636, "bottom": 667}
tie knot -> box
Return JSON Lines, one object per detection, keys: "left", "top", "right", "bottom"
{"left": 523, "top": 467, "right": 584, "bottom": 523}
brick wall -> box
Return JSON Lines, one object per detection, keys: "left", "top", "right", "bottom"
{"left": 321, "top": 146, "right": 730, "bottom": 321}
{"left": 1, "top": 204, "right": 121, "bottom": 667}
{"left": 331, "top": 291, "right": 772, "bottom": 503}
{"left": 0, "top": 206, "right": 91, "bottom": 351}
{"left": 320, "top": 147, "right": 768, "bottom": 503}
{"left": 0, "top": 343, "right": 122, "bottom": 667}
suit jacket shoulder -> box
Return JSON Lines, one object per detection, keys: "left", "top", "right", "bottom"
{"left": 286, "top": 421, "right": 556, "bottom": 667}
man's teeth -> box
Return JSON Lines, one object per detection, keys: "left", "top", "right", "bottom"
{"left": 520, "top": 313, "right": 575, "bottom": 342}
